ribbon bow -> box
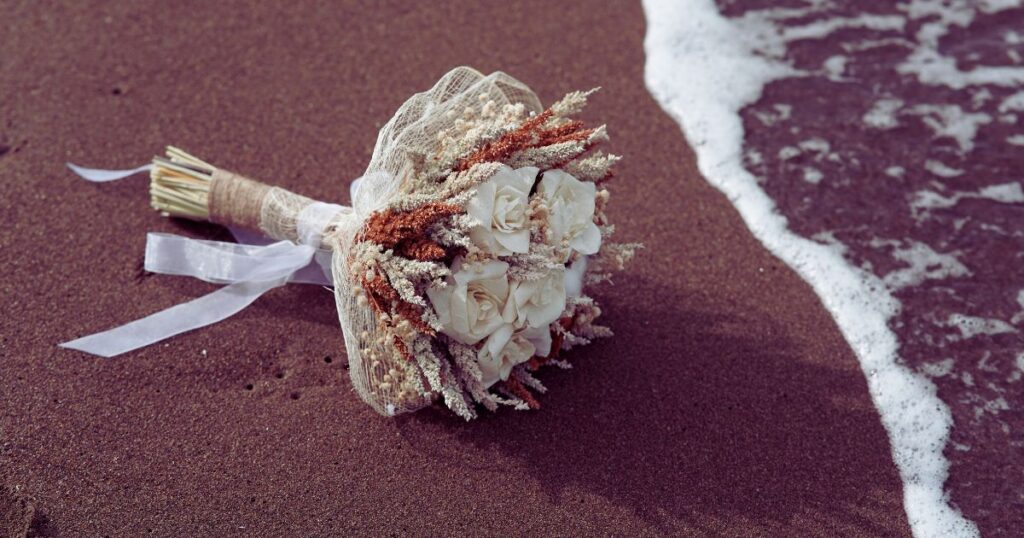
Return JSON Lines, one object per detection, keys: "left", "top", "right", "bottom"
{"left": 60, "top": 164, "right": 359, "bottom": 357}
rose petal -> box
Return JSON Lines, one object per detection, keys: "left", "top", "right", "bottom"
{"left": 426, "top": 285, "right": 453, "bottom": 326}
{"left": 530, "top": 283, "right": 565, "bottom": 328}
{"left": 494, "top": 229, "right": 530, "bottom": 254}
{"left": 486, "top": 324, "right": 514, "bottom": 359}
{"left": 467, "top": 182, "right": 495, "bottom": 224}
{"left": 571, "top": 221, "right": 602, "bottom": 255}
{"left": 448, "top": 285, "right": 474, "bottom": 342}
{"left": 575, "top": 179, "right": 597, "bottom": 215}
{"left": 564, "top": 257, "right": 587, "bottom": 298}
{"left": 453, "top": 259, "right": 508, "bottom": 285}
{"left": 500, "top": 337, "right": 535, "bottom": 381}
{"left": 538, "top": 169, "right": 566, "bottom": 194}
{"left": 477, "top": 352, "right": 501, "bottom": 388}
{"left": 513, "top": 166, "right": 540, "bottom": 192}
{"left": 468, "top": 226, "right": 496, "bottom": 255}
{"left": 476, "top": 274, "right": 507, "bottom": 298}
{"left": 523, "top": 326, "right": 553, "bottom": 357}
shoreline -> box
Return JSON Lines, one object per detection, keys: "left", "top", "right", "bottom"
{"left": 641, "top": 1, "right": 977, "bottom": 535}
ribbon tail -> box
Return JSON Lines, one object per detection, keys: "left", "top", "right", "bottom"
{"left": 60, "top": 278, "right": 284, "bottom": 357}
{"left": 67, "top": 162, "right": 152, "bottom": 182}
{"left": 142, "top": 232, "right": 332, "bottom": 286}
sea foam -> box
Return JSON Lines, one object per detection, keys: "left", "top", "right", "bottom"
{"left": 641, "top": 1, "right": 980, "bottom": 536}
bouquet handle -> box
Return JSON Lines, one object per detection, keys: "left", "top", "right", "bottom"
{"left": 150, "top": 147, "right": 350, "bottom": 249}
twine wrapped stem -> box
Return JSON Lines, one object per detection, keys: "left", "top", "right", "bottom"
{"left": 208, "top": 169, "right": 272, "bottom": 231}
{"left": 150, "top": 147, "right": 337, "bottom": 247}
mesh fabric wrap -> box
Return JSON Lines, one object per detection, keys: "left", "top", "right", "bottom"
{"left": 325, "top": 67, "right": 544, "bottom": 415}
{"left": 260, "top": 187, "right": 316, "bottom": 245}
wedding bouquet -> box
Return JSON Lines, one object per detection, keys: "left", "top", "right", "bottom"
{"left": 64, "top": 67, "right": 639, "bottom": 419}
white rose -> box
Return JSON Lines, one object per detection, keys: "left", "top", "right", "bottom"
{"left": 467, "top": 165, "right": 539, "bottom": 256}
{"left": 477, "top": 325, "right": 553, "bottom": 388}
{"left": 564, "top": 256, "right": 587, "bottom": 298}
{"left": 536, "top": 169, "right": 601, "bottom": 258}
{"left": 502, "top": 268, "right": 566, "bottom": 329}
{"left": 426, "top": 258, "right": 510, "bottom": 345}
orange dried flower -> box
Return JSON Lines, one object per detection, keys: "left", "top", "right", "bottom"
{"left": 537, "top": 119, "right": 584, "bottom": 144}
{"left": 394, "top": 236, "right": 448, "bottom": 261}
{"left": 395, "top": 300, "right": 434, "bottom": 335}
{"left": 361, "top": 274, "right": 435, "bottom": 336}
{"left": 359, "top": 202, "right": 462, "bottom": 249}
{"left": 361, "top": 274, "right": 399, "bottom": 314}
{"left": 454, "top": 109, "right": 554, "bottom": 171}
{"left": 392, "top": 336, "right": 413, "bottom": 362}
{"left": 504, "top": 376, "right": 540, "bottom": 410}
{"left": 542, "top": 128, "right": 595, "bottom": 147}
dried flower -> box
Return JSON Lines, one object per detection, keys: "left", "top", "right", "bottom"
{"left": 359, "top": 202, "right": 463, "bottom": 250}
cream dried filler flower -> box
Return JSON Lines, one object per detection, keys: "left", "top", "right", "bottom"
{"left": 63, "top": 67, "right": 640, "bottom": 420}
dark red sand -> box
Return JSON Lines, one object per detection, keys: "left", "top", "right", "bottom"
{"left": 1, "top": 1, "right": 912, "bottom": 535}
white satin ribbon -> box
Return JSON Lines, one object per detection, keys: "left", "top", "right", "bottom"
{"left": 297, "top": 201, "right": 346, "bottom": 246}
{"left": 67, "top": 162, "right": 153, "bottom": 182}
{"left": 61, "top": 163, "right": 345, "bottom": 357}
{"left": 60, "top": 233, "right": 322, "bottom": 357}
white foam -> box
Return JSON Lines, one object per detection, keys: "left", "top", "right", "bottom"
{"left": 971, "top": 88, "right": 993, "bottom": 107}
{"left": 753, "top": 103, "right": 792, "bottom": 126}
{"left": 799, "top": 137, "right": 831, "bottom": 154}
{"left": 781, "top": 14, "right": 906, "bottom": 42}
{"left": 803, "top": 166, "right": 824, "bottom": 184}
{"left": 910, "top": 105, "right": 991, "bottom": 152}
{"left": 911, "top": 190, "right": 961, "bottom": 213}
{"left": 978, "top": 182, "right": 1024, "bottom": 202}
{"left": 1011, "top": 290, "right": 1024, "bottom": 326}
{"left": 898, "top": 0, "right": 1024, "bottom": 88}
{"left": 824, "top": 55, "right": 848, "bottom": 80}
{"left": 864, "top": 98, "right": 905, "bottom": 129}
{"left": 921, "top": 358, "right": 956, "bottom": 377}
{"left": 911, "top": 182, "right": 1024, "bottom": 217}
{"left": 882, "top": 241, "right": 971, "bottom": 290}
{"left": 1011, "top": 352, "right": 1024, "bottom": 382}
{"left": 998, "top": 90, "right": 1024, "bottom": 112}
{"left": 642, "top": 1, "right": 979, "bottom": 536}
{"left": 886, "top": 165, "right": 907, "bottom": 177}
{"left": 980, "top": 0, "right": 1023, "bottom": 13}
{"left": 925, "top": 159, "right": 965, "bottom": 177}
{"left": 945, "top": 314, "right": 1016, "bottom": 339}
{"left": 779, "top": 145, "right": 801, "bottom": 160}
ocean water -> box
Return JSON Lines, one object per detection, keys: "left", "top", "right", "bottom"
{"left": 643, "top": 0, "right": 1023, "bottom": 536}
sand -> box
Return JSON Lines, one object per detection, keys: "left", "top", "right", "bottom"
{"left": 0, "top": 1, "right": 912, "bottom": 535}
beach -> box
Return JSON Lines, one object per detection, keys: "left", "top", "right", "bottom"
{"left": 1, "top": 1, "right": 915, "bottom": 535}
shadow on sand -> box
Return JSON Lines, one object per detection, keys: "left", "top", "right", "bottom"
{"left": 394, "top": 276, "right": 905, "bottom": 535}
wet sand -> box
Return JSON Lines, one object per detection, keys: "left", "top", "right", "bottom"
{"left": 0, "top": 1, "right": 911, "bottom": 535}
{"left": 715, "top": 1, "right": 1023, "bottom": 534}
